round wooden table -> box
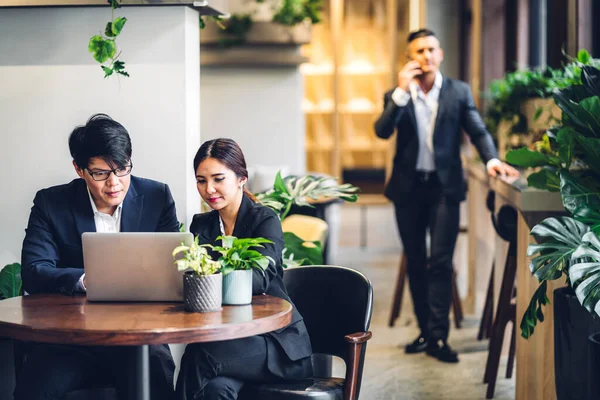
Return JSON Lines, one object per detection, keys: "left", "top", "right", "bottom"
{"left": 0, "top": 294, "right": 292, "bottom": 400}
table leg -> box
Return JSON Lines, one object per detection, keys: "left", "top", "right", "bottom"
{"left": 130, "top": 345, "right": 150, "bottom": 400}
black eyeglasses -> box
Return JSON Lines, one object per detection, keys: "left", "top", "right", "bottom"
{"left": 86, "top": 163, "right": 133, "bottom": 181}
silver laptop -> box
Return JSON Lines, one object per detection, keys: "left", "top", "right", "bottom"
{"left": 82, "top": 232, "right": 194, "bottom": 302}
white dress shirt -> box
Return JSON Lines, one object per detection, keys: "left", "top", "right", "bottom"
{"left": 390, "top": 72, "right": 501, "bottom": 171}
{"left": 76, "top": 188, "right": 123, "bottom": 292}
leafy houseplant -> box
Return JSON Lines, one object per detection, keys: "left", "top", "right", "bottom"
{"left": 204, "top": 236, "right": 273, "bottom": 305}
{"left": 504, "top": 61, "right": 600, "bottom": 339}
{"left": 172, "top": 236, "right": 222, "bottom": 312}
{"left": 484, "top": 50, "right": 597, "bottom": 155}
{"left": 206, "top": 0, "right": 323, "bottom": 48}
{"left": 89, "top": 0, "right": 129, "bottom": 79}
{"left": 0, "top": 263, "right": 22, "bottom": 300}
{"left": 256, "top": 171, "right": 360, "bottom": 267}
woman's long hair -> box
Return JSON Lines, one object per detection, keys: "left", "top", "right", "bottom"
{"left": 193, "top": 138, "right": 257, "bottom": 202}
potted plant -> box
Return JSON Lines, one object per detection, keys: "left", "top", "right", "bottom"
{"left": 256, "top": 171, "right": 359, "bottom": 267}
{"left": 505, "top": 55, "right": 600, "bottom": 399}
{"left": 204, "top": 236, "right": 274, "bottom": 305}
{"left": 172, "top": 237, "right": 222, "bottom": 312}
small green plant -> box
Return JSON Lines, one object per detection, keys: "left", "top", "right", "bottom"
{"left": 203, "top": 236, "right": 274, "bottom": 275}
{"left": 172, "top": 236, "right": 221, "bottom": 276}
{"left": 89, "top": 0, "right": 129, "bottom": 79}
{"left": 0, "top": 263, "right": 22, "bottom": 300}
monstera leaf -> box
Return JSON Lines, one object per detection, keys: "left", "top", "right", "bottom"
{"left": 569, "top": 231, "right": 600, "bottom": 315}
{"left": 528, "top": 216, "right": 589, "bottom": 281}
{"left": 521, "top": 217, "right": 590, "bottom": 338}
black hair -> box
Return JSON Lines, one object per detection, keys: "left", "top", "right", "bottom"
{"left": 193, "top": 138, "right": 256, "bottom": 201}
{"left": 407, "top": 28, "right": 437, "bottom": 43}
{"left": 68, "top": 113, "right": 132, "bottom": 169}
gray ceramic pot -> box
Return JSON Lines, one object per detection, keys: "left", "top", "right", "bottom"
{"left": 183, "top": 271, "right": 222, "bottom": 312}
{"left": 222, "top": 269, "right": 253, "bottom": 305}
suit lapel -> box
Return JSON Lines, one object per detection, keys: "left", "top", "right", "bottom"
{"left": 232, "top": 195, "right": 253, "bottom": 238}
{"left": 121, "top": 179, "right": 143, "bottom": 232}
{"left": 406, "top": 97, "right": 419, "bottom": 137}
{"left": 432, "top": 77, "right": 449, "bottom": 141}
{"left": 73, "top": 179, "right": 96, "bottom": 239}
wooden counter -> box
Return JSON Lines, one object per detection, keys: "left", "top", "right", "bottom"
{"left": 467, "top": 163, "right": 565, "bottom": 400}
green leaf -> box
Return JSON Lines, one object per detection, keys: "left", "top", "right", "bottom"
{"left": 520, "top": 281, "right": 550, "bottom": 339}
{"left": 575, "top": 136, "right": 600, "bottom": 172}
{"left": 569, "top": 231, "right": 600, "bottom": 315}
{"left": 527, "top": 216, "right": 589, "bottom": 281}
{"left": 533, "top": 106, "right": 544, "bottom": 122}
{"left": 111, "top": 17, "right": 127, "bottom": 36}
{"left": 104, "top": 22, "right": 116, "bottom": 38}
{"left": 556, "top": 127, "right": 576, "bottom": 167}
{"left": 88, "top": 36, "right": 116, "bottom": 63}
{"left": 559, "top": 170, "right": 600, "bottom": 217}
{"left": 505, "top": 147, "right": 560, "bottom": 168}
{"left": 273, "top": 171, "right": 289, "bottom": 196}
{"left": 578, "top": 49, "right": 591, "bottom": 64}
{"left": 283, "top": 232, "right": 323, "bottom": 266}
{"left": 0, "top": 263, "right": 22, "bottom": 299}
{"left": 107, "top": 0, "right": 121, "bottom": 8}
{"left": 102, "top": 66, "right": 114, "bottom": 78}
{"left": 526, "top": 167, "right": 561, "bottom": 191}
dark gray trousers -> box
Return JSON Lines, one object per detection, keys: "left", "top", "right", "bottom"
{"left": 394, "top": 173, "right": 460, "bottom": 341}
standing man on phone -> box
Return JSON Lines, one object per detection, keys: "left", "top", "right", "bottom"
{"left": 374, "top": 29, "right": 518, "bottom": 363}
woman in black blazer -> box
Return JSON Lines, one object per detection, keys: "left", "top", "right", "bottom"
{"left": 175, "top": 138, "right": 313, "bottom": 400}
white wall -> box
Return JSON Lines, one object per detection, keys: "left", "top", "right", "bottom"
{"left": 199, "top": 67, "right": 306, "bottom": 178}
{"left": 0, "top": 6, "right": 201, "bottom": 264}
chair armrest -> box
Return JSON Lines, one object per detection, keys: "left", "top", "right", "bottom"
{"left": 343, "top": 331, "right": 373, "bottom": 400}
{"left": 344, "top": 331, "right": 372, "bottom": 344}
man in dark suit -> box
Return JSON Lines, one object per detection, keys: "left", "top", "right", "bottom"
{"left": 374, "top": 29, "right": 518, "bottom": 363}
{"left": 15, "top": 114, "right": 179, "bottom": 399}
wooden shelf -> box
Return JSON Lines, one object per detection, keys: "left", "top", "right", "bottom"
{"left": 302, "top": 0, "right": 399, "bottom": 180}
{"left": 200, "top": 21, "right": 311, "bottom": 66}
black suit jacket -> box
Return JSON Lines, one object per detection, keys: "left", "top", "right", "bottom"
{"left": 374, "top": 77, "right": 498, "bottom": 203}
{"left": 21, "top": 176, "right": 180, "bottom": 295}
{"left": 190, "top": 194, "right": 313, "bottom": 379}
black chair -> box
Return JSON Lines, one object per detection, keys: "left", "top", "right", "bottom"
{"left": 240, "top": 265, "right": 373, "bottom": 400}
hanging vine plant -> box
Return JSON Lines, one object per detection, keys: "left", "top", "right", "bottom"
{"left": 88, "top": 0, "right": 129, "bottom": 79}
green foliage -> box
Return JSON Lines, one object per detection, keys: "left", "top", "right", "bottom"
{"left": 216, "top": 14, "right": 253, "bottom": 47}
{"left": 89, "top": 1, "right": 128, "bottom": 78}
{"left": 282, "top": 232, "right": 323, "bottom": 268}
{"left": 255, "top": 171, "right": 359, "bottom": 267}
{"left": 0, "top": 263, "right": 22, "bottom": 300}
{"left": 273, "top": 0, "right": 323, "bottom": 25}
{"left": 204, "top": 236, "right": 274, "bottom": 275}
{"left": 569, "top": 232, "right": 600, "bottom": 314}
{"left": 484, "top": 50, "right": 597, "bottom": 139}
{"left": 257, "top": 171, "right": 359, "bottom": 220}
{"left": 210, "top": 0, "right": 323, "bottom": 47}
{"left": 172, "top": 236, "right": 221, "bottom": 277}
{"left": 520, "top": 281, "right": 550, "bottom": 339}
{"left": 510, "top": 53, "right": 600, "bottom": 338}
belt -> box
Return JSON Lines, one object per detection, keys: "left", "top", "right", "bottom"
{"left": 415, "top": 171, "right": 437, "bottom": 183}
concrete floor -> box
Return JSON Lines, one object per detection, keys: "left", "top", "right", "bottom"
{"left": 330, "top": 202, "right": 516, "bottom": 400}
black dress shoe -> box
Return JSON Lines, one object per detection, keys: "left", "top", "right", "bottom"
{"left": 426, "top": 340, "right": 459, "bottom": 363}
{"left": 405, "top": 334, "right": 429, "bottom": 354}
